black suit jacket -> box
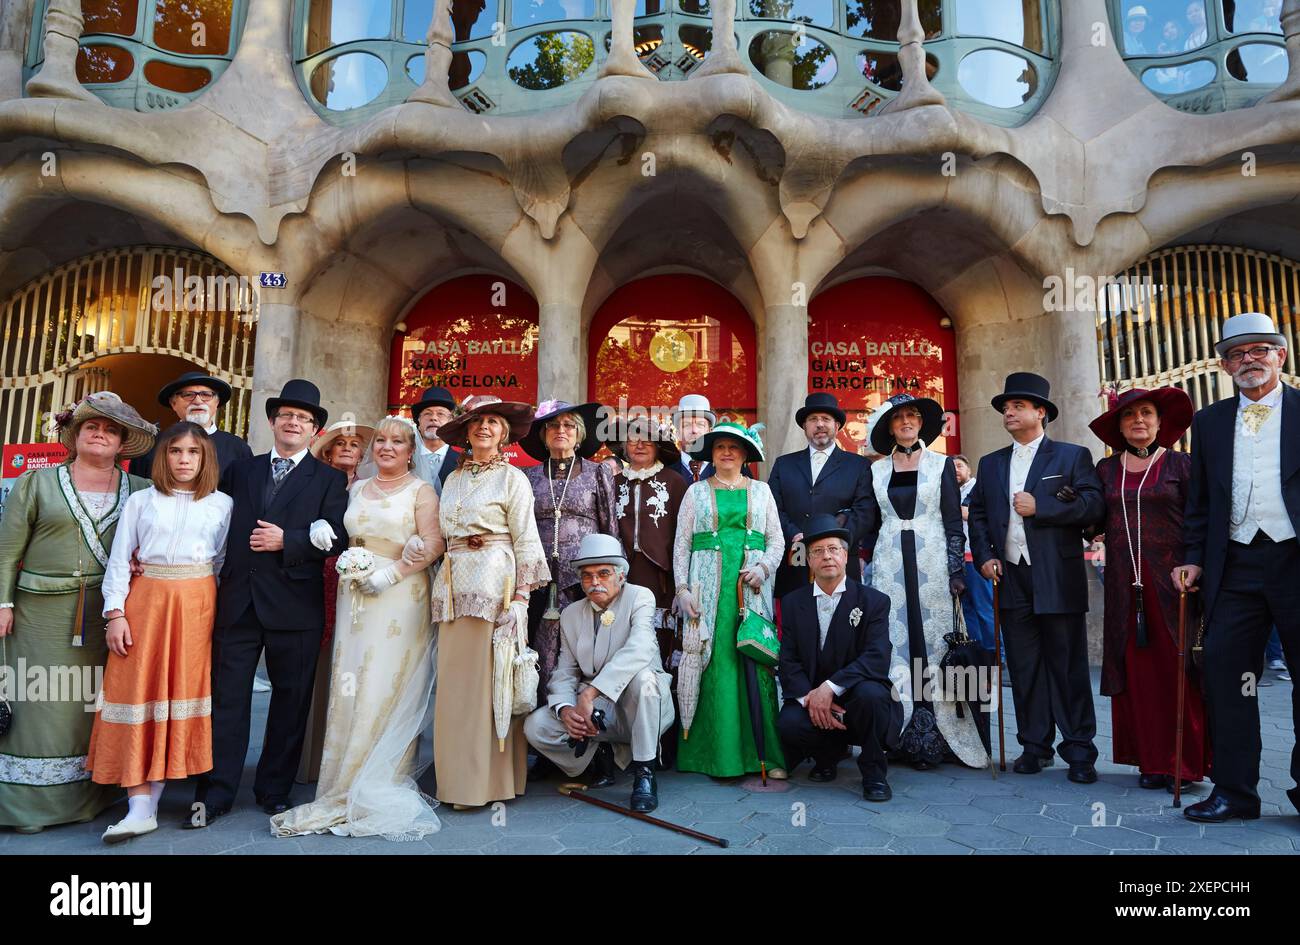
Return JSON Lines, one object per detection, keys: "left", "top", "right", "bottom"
{"left": 439, "top": 447, "right": 461, "bottom": 487}
{"left": 968, "top": 436, "right": 1104, "bottom": 615}
{"left": 778, "top": 578, "right": 902, "bottom": 744}
{"left": 215, "top": 452, "right": 349, "bottom": 630}
{"left": 767, "top": 447, "right": 878, "bottom": 596}
{"left": 128, "top": 429, "right": 252, "bottom": 484}
{"left": 1184, "top": 383, "right": 1300, "bottom": 623}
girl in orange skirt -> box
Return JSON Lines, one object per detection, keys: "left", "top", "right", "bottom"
{"left": 87, "top": 422, "right": 233, "bottom": 843}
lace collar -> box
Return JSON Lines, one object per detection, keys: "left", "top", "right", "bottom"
{"left": 621, "top": 461, "right": 664, "bottom": 482}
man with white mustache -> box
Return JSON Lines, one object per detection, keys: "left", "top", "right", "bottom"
{"left": 128, "top": 372, "right": 252, "bottom": 483}
{"left": 1176, "top": 312, "right": 1300, "bottom": 823}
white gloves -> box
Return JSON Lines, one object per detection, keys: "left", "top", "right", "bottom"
{"left": 309, "top": 520, "right": 337, "bottom": 552}
{"left": 359, "top": 565, "right": 400, "bottom": 596}
{"left": 675, "top": 587, "right": 700, "bottom": 620}
{"left": 493, "top": 600, "right": 529, "bottom": 644}
{"left": 400, "top": 535, "right": 426, "bottom": 567}
{"left": 740, "top": 564, "right": 766, "bottom": 591}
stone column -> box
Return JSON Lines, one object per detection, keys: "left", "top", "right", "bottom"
{"left": 409, "top": 0, "right": 460, "bottom": 107}
{"left": 762, "top": 302, "right": 808, "bottom": 460}
{"left": 25, "top": 0, "right": 99, "bottom": 103}
{"left": 1266, "top": 0, "right": 1300, "bottom": 102}
{"left": 247, "top": 302, "right": 302, "bottom": 453}
{"left": 536, "top": 300, "right": 584, "bottom": 403}
{"left": 602, "top": 0, "right": 657, "bottom": 79}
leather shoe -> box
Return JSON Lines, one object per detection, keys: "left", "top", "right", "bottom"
{"left": 1067, "top": 762, "right": 1098, "bottom": 784}
{"left": 1287, "top": 786, "right": 1300, "bottom": 815}
{"left": 1165, "top": 776, "right": 1195, "bottom": 793}
{"left": 1138, "top": 773, "right": 1167, "bottom": 789}
{"left": 1012, "top": 752, "right": 1046, "bottom": 774}
{"left": 588, "top": 743, "right": 616, "bottom": 788}
{"left": 862, "top": 779, "right": 892, "bottom": 802}
{"left": 181, "top": 805, "right": 229, "bottom": 829}
{"left": 629, "top": 761, "right": 658, "bottom": 813}
{"left": 808, "top": 760, "right": 837, "bottom": 782}
{"left": 261, "top": 799, "right": 291, "bottom": 815}
{"left": 1184, "top": 794, "right": 1260, "bottom": 823}
{"left": 527, "top": 754, "right": 558, "bottom": 783}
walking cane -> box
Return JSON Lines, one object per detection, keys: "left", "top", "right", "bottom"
{"left": 992, "top": 572, "right": 1006, "bottom": 772}
{"left": 559, "top": 784, "right": 729, "bottom": 847}
{"left": 1173, "top": 573, "right": 1189, "bottom": 808}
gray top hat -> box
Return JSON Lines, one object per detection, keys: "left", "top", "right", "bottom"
{"left": 1215, "top": 312, "right": 1287, "bottom": 358}
{"left": 570, "top": 533, "right": 629, "bottom": 570}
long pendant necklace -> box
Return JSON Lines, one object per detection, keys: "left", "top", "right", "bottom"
{"left": 1120, "top": 449, "right": 1160, "bottom": 648}
{"left": 543, "top": 456, "right": 576, "bottom": 619}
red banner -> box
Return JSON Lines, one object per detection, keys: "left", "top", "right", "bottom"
{"left": 809, "top": 277, "right": 960, "bottom": 455}
{"left": 3, "top": 442, "right": 70, "bottom": 478}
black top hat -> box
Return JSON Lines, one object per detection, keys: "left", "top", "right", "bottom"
{"left": 157, "top": 371, "right": 232, "bottom": 408}
{"left": 409, "top": 385, "right": 456, "bottom": 420}
{"left": 870, "top": 394, "right": 945, "bottom": 455}
{"left": 802, "top": 513, "right": 851, "bottom": 549}
{"left": 991, "top": 372, "right": 1058, "bottom": 423}
{"left": 519, "top": 401, "right": 607, "bottom": 462}
{"left": 265, "top": 379, "right": 328, "bottom": 429}
{"left": 795, "top": 393, "right": 846, "bottom": 428}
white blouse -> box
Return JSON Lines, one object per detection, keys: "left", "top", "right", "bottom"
{"left": 101, "top": 486, "right": 234, "bottom": 615}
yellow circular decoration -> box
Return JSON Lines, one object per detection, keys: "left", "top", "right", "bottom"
{"left": 648, "top": 329, "right": 696, "bottom": 373}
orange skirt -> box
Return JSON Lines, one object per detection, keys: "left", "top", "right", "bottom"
{"left": 86, "top": 574, "right": 216, "bottom": 786}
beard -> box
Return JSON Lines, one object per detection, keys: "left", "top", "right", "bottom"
{"left": 186, "top": 406, "right": 213, "bottom": 427}
{"left": 1234, "top": 363, "right": 1270, "bottom": 389}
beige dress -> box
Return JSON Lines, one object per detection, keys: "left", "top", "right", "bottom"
{"left": 271, "top": 477, "right": 444, "bottom": 839}
{"left": 429, "top": 459, "right": 549, "bottom": 807}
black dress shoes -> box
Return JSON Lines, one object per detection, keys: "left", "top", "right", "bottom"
{"left": 1067, "top": 762, "right": 1098, "bottom": 784}
{"left": 1184, "top": 795, "right": 1260, "bottom": 823}
{"left": 261, "top": 799, "right": 291, "bottom": 815}
{"left": 1012, "top": 752, "right": 1046, "bottom": 774}
{"left": 181, "top": 805, "right": 229, "bottom": 829}
{"left": 1287, "top": 786, "right": 1300, "bottom": 815}
{"left": 629, "top": 762, "right": 658, "bottom": 813}
{"left": 1138, "top": 773, "right": 1167, "bottom": 789}
{"left": 808, "top": 760, "right": 838, "bottom": 782}
{"left": 862, "top": 779, "right": 892, "bottom": 802}
{"left": 588, "top": 743, "right": 616, "bottom": 788}
{"left": 1165, "top": 776, "right": 1195, "bottom": 793}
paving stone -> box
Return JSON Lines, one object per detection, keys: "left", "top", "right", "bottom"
{"left": 812, "top": 822, "right": 893, "bottom": 847}
{"left": 1076, "top": 826, "right": 1159, "bottom": 850}
{"left": 684, "top": 820, "right": 763, "bottom": 846}
{"left": 970, "top": 795, "right": 1046, "bottom": 814}
{"left": 868, "top": 812, "right": 952, "bottom": 836}
{"left": 554, "top": 823, "right": 633, "bottom": 848}
{"left": 1157, "top": 838, "right": 1249, "bottom": 855}
{"left": 750, "top": 833, "right": 835, "bottom": 854}
{"left": 483, "top": 836, "right": 566, "bottom": 854}
{"left": 992, "top": 814, "right": 1075, "bottom": 837}
{"left": 921, "top": 804, "right": 998, "bottom": 825}
{"left": 1112, "top": 815, "right": 1204, "bottom": 838}
{"left": 946, "top": 824, "right": 1027, "bottom": 850}
{"left": 1199, "top": 826, "right": 1295, "bottom": 850}
{"left": 886, "top": 837, "right": 974, "bottom": 854}
{"left": 743, "top": 811, "right": 809, "bottom": 835}
{"left": 1023, "top": 837, "right": 1110, "bottom": 855}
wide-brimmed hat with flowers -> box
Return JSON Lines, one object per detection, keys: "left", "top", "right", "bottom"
{"left": 57, "top": 391, "right": 157, "bottom": 459}
{"left": 435, "top": 395, "right": 535, "bottom": 450}
{"left": 687, "top": 420, "right": 765, "bottom": 465}
{"left": 608, "top": 416, "right": 682, "bottom": 468}
{"left": 310, "top": 418, "right": 376, "bottom": 461}
{"left": 1088, "top": 386, "right": 1193, "bottom": 451}
{"left": 518, "top": 400, "right": 606, "bottom": 461}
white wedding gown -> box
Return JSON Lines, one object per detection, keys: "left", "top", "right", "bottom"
{"left": 271, "top": 477, "right": 444, "bottom": 841}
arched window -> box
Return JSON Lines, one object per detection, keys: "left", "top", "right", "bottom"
{"left": 25, "top": 1, "right": 247, "bottom": 111}
{"left": 1111, "top": 0, "right": 1287, "bottom": 112}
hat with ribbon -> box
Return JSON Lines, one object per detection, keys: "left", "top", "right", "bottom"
{"left": 1214, "top": 312, "right": 1287, "bottom": 359}
{"left": 435, "top": 395, "right": 535, "bottom": 450}
{"left": 310, "top": 418, "right": 377, "bottom": 461}
{"left": 671, "top": 393, "right": 716, "bottom": 430}
{"left": 518, "top": 400, "right": 606, "bottom": 461}
{"left": 570, "top": 533, "right": 629, "bottom": 571}
{"left": 687, "top": 420, "right": 766, "bottom": 464}
{"left": 869, "top": 393, "right": 945, "bottom": 455}
{"left": 608, "top": 415, "right": 682, "bottom": 468}
{"left": 1088, "top": 386, "right": 1193, "bottom": 451}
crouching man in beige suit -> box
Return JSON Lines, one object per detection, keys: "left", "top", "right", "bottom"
{"left": 524, "top": 533, "right": 675, "bottom": 812}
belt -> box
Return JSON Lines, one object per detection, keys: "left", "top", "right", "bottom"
{"left": 350, "top": 536, "right": 405, "bottom": 559}
{"left": 691, "top": 528, "right": 765, "bottom": 552}
{"left": 448, "top": 533, "right": 515, "bottom": 553}
{"left": 141, "top": 562, "right": 214, "bottom": 579}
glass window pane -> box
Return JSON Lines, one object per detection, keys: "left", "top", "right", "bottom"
{"left": 680, "top": 0, "right": 710, "bottom": 15}
{"left": 603, "top": 25, "right": 666, "bottom": 57}
{"left": 1232, "top": 42, "right": 1287, "bottom": 83}
{"left": 748, "top": 30, "right": 837, "bottom": 89}
{"left": 451, "top": 0, "right": 498, "bottom": 40}
{"left": 403, "top": 0, "right": 436, "bottom": 42}
{"left": 153, "top": 0, "right": 233, "bottom": 56}
{"left": 857, "top": 50, "right": 901, "bottom": 89}
{"left": 507, "top": 30, "right": 595, "bottom": 88}
{"left": 956, "top": 47, "right": 1037, "bottom": 106}
{"left": 846, "top": 1, "right": 941, "bottom": 41}
{"left": 309, "top": 51, "right": 390, "bottom": 109}
{"left": 956, "top": 1, "right": 1045, "bottom": 53}
{"left": 1140, "top": 56, "right": 1214, "bottom": 91}
{"left": 511, "top": 0, "right": 595, "bottom": 28}
{"left": 407, "top": 53, "right": 426, "bottom": 83}
{"left": 749, "top": 0, "right": 835, "bottom": 28}
{"left": 451, "top": 49, "right": 487, "bottom": 88}
{"left": 83, "top": 0, "right": 140, "bottom": 37}
{"left": 636, "top": 0, "right": 668, "bottom": 13}
{"left": 680, "top": 24, "right": 713, "bottom": 58}
{"left": 304, "top": 1, "right": 393, "bottom": 57}
{"left": 76, "top": 43, "right": 135, "bottom": 83}
{"left": 144, "top": 59, "right": 213, "bottom": 92}
{"left": 1225, "top": 0, "right": 1283, "bottom": 33}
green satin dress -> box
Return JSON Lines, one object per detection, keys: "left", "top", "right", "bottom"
{"left": 676, "top": 488, "right": 785, "bottom": 778}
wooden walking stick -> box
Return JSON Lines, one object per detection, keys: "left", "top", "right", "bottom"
{"left": 1173, "top": 573, "right": 1189, "bottom": 808}
{"left": 558, "top": 784, "right": 729, "bottom": 847}
{"left": 992, "top": 572, "right": 1006, "bottom": 772}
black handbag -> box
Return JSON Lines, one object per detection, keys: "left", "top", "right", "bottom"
{"left": 939, "top": 595, "right": 983, "bottom": 712}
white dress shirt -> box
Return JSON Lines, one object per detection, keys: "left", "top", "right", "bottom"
{"left": 959, "top": 477, "right": 977, "bottom": 553}
{"left": 1230, "top": 384, "right": 1294, "bottom": 544}
{"left": 101, "top": 487, "right": 234, "bottom": 615}
{"left": 808, "top": 442, "right": 836, "bottom": 485}
{"left": 799, "top": 576, "right": 848, "bottom": 705}
{"left": 270, "top": 446, "right": 310, "bottom": 473}
{"left": 1006, "top": 433, "right": 1044, "bottom": 566}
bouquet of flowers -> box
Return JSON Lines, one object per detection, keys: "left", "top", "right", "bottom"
{"left": 336, "top": 548, "right": 376, "bottom": 625}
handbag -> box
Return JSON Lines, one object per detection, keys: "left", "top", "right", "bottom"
{"left": 735, "top": 577, "right": 779, "bottom": 669}
{"left": 939, "top": 594, "right": 983, "bottom": 708}
{"left": 507, "top": 605, "right": 540, "bottom": 716}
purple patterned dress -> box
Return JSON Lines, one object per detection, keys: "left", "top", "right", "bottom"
{"left": 524, "top": 456, "right": 618, "bottom": 696}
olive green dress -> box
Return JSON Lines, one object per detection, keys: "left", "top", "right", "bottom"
{"left": 0, "top": 464, "right": 150, "bottom": 829}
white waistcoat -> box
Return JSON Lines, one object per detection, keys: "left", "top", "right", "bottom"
{"left": 1230, "top": 401, "right": 1295, "bottom": 543}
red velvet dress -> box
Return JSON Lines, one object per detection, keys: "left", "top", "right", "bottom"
{"left": 1097, "top": 452, "right": 1211, "bottom": 781}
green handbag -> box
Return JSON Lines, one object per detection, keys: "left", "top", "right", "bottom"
{"left": 735, "top": 577, "right": 779, "bottom": 669}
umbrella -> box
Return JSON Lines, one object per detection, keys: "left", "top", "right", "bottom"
{"left": 677, "top": 614, "right": 705, "bottom": 739}
{"left": 492, "top": 634, "right": 515, "bottom": 752}
{"left": 742, "top": 656, "right": 768, "bottom": 785}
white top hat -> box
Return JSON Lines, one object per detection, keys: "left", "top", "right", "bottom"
{"left": 672, "top": 394, "right": 716, "bottom": 427}
{"left": 1215, "top": 312, "right": 1287, "bottom": 358}
{"left": 570, "top": 533, "right": 629, "bottom": 570}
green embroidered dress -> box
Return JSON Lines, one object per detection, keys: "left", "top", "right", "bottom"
{"left": 0, "top": 464, "right": 150, "bottom": 828}
{"left": 674, "top": 482, "right": 786, "bottom": 777}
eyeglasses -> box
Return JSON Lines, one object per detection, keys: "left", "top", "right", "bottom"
{"left": 580, "top": 568, "right": 618, "bottom": 583}
{"left": 1224, "top": 345, "right": 1280, "bottom": 365}
{"left": 809, "top": 547, "right": 846, "bottom": 559}
{"left": 274, "top": 412, "right": 314, "bottom": 425}
{"left": 545, "top": 421, "right": 579, "bottom": 432}
{"left": 175, "top": 390, "right": 217, "bottom": 402}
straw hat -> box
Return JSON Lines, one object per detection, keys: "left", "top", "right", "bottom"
{"left": 58, "top": 391, "right": 157, "bottom": 459}
{"left": 310, "top": 419, "right": 376, "bottom": 461}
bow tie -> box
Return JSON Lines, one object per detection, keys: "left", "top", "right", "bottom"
{"left": 1241, "top": 402, "right": 1272, "bottom": 435}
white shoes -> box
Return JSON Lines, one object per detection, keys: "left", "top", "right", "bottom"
{"left": 102, "top": 815, "right": 158, "bottom": 844}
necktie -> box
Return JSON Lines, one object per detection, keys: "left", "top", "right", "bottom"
{"left": 811, "top": 451, "right": 826, "bottom": 483}
{"left": 816, "top": 593, "right": 837, "bottom": 648}
{"left": 1241, "top": 402, "right": 1272, "bottom": 435}
{"left": 689, "top": 460, "right": 703, "bottom": 480}
{"left": 272, "top": 457, "right": 293, "bottom": 486}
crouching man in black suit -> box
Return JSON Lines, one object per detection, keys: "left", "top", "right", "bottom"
{"left": 777, "top": 514, "right": 903, "bottom": 802}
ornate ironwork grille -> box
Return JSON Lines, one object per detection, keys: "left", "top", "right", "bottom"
{"left": 0, "top": 246, "right": 256, "bottom": 446}
{"left": 1097, "top": 244, "right": 1300, "bottom": 450}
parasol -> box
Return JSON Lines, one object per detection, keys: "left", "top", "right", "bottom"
{"left": 676, "top": 587, "right": 713, "bottom": 739}
{"left": 491, "top": 601, "right": 532, "bottom": 751}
